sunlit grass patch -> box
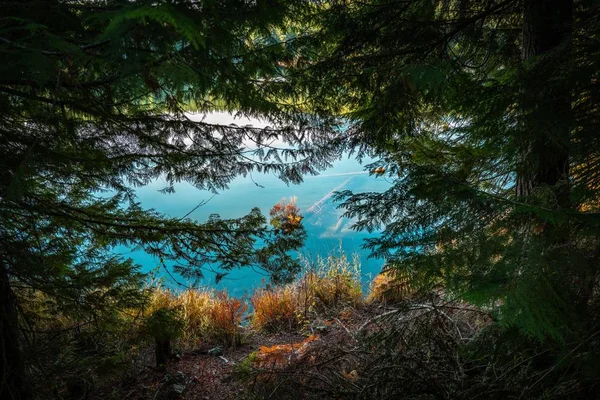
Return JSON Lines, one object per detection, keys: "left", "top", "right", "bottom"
{"left": 147, "top": 287, "right": 246, "bottom": 348}
{"left": 250, "top": 250, "right": 363, "bottom": 333}
{"left": 251, "top": 285, "right": 302, "bottom": 333}
{"left": 206, "top": 290, "right": 247, "bottom": 347}
{"left": 299, "top": 251, "right": 363, "bottom": 311}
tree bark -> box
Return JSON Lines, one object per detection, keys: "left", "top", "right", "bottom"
{"left": 0, "top": 261, "right": 31, "bottom": 400}
{"left": 517, "top": 0, "right": 572, "bottom": 207}
{"left": 155, "top": 338, "right": 171, "bottom": 368}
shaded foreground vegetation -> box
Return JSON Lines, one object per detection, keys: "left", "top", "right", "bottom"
{"left": 13, "top": 252, "right": 599, "bottom": 400}
{"left": 10, "top": 253, "right": 360, "bottom": 397}
{"left": 12, "top": 253, "right": 488, "bottom": 399}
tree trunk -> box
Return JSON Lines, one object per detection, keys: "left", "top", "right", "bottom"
{"left": 0, "top": 262, "right": 31, "bottom": 400}
{"left": 155, "top": 338, "right": 171, "bottom": 368}
{"left": 517, "top": 0, "right": 572, "bottom": 207}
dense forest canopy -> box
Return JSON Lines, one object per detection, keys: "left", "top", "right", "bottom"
{"left": 1, "top": 0, "right": 599, "bottom": 399}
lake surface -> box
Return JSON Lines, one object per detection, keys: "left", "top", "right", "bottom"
{"left": 119, "top": 114, "right": 390, "bottom": 297}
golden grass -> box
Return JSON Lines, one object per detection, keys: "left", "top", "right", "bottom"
{"left": 302, "top": 252, "right": 363, "bottom": 310}
{"left": 147, "top": 287, "right": 246, "bottom": 348}
{"left": 250, "top": 252, "right": 363, "bottom": 333}
{"left": 206, "top": 290, "right": 247, "bottom": 347}
{"left": 145, "top": 255, "right": 418, "bottom": 339}
{"left": 251, "top": 285, "right": 302, "bottom": 333}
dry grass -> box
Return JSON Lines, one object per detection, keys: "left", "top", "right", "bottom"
{"left": 147, "top": 287, "right": 246, "bottom": 348}
{"left": 146, "top": 258, "right": 415, "bottom": 342}
{"left": 251, "top": 285, "right": 302, "bottom": 333}
{"left": 300, "top": 251, "right": 363, "bottom": 311}
{"left": 146, "top": 255, "right": 418, "bottom": 343}
{"left": 250, "top": 251, "right": 363, "bottom": 333}
{"left": 206, "top": 290, "right": 247, "bottom": 347}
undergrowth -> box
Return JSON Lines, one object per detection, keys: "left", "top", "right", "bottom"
{"left": 147, "top": 287, "right": 246, "bottom": 348}
{"left": 251, "top": 250, "right": 363, "bottom": 333}
{"left": 14, "top": 253, "right": 411, "bottom": 399}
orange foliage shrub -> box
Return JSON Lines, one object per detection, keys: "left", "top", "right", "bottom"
{"left": 367, "top": 269, "right": 413, "bottom": 304}
{"left": 270, "top": 197, "right": 303, "bottom": 234}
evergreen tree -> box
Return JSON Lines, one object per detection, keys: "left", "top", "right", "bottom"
{"left": 0, "top": 1, "right": 337, "bottom": 398}
{"left": 295, "top": 0, "right": 599, "bottom": 395}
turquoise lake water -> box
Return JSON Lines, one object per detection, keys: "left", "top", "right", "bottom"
{"left": 120, "top": 157, "right": 390, "bottom": 297}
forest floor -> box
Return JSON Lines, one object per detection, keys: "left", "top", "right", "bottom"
{"left": 110, "top": 305, "right": 381, "bottom": 400}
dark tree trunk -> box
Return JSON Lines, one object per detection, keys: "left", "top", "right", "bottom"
{"left": 0, "top": 262, "right": 31, "bottom": 400}
{"left": 155, "top": 338, "right": 171, "bottom": 368}
{"left": 517, "top": 0, "right": 572, "bottom": 207}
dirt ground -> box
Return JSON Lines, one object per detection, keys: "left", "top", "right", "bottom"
{"left": 112, "top": 305, "right": 379, "bottom": 400}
